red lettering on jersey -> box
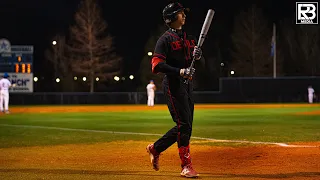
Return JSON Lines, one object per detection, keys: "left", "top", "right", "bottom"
{"left": 185, "top": 40, "right": 195, "bottom": 48}
{"left": 190, "top": 40, "right": 195, "bottom": 47}
{"left": 171, "top": 41, "right": 182, "bottom": 50}
{"left": 185, "top": 40, "right": 190, "bottom": 48}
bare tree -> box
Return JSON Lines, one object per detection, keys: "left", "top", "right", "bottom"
{"left": 279, "top": 19, "right": 320, "bottom": 76}
{"left": 138, "top": 24, "right": 166, "bottom": 91}
{"left": 45, "top": 35, "right": 75, "bottom": 91}
{"left": 68, "top": 0, "right": 122, "bottom": 92}
{"left": 230, "top": 4, "right": 272, "bottom": 77}
{"left": 296, "top": 26, "right": 320, "bottom": 75}
{"left": 278, "top": 19, "right": 303, "bottom": 75}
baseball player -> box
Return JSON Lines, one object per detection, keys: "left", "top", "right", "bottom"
{"left": 146, "top": 80, "right": 156, "bottom": 106}
{"left": 0, "top": 73, "right": 12, "bottom": 114}
{"left": 308, "top": 86, "right": 315, "bottom": 104}
{"left": 146, "top": 2, "right": 203, "bottom": 178}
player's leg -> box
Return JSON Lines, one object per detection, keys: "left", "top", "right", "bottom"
{"left": 179, "top": 83, "right": 198, "bottom": 178}
{"left": 0, "top": 93, "right": 3, "bottom": 113}
{"left": 309, "top": 95, "right": 313, "bottom": 103}
{"left": 4, "top": 92, "right": 9, "bottom": 113}
{"left": 147, "top": 93, "right": 151, "bottom": 106}
{"left": 151, "top": 94, "right": 154, "bottom": 106}
{"left": 174, "top": 94, "right": 193, "bottom": 163}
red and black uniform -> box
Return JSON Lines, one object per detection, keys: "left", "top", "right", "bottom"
{"left": 151, "top": 28, "right": 198, "bottom": 156}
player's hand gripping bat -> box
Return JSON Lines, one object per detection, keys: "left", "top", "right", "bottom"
{"left": 184, "top": 9, "right": 215, "bottom": 84}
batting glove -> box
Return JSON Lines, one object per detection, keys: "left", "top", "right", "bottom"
{"left": 180, "top": 68, "right": 196, "bottom": 78}
{"left": 193, "top": 46, "right": 202, "bottom": 60}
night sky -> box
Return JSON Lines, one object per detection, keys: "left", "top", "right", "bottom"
{"left": 0, "top": 0, "right": 295, "bottom": 80}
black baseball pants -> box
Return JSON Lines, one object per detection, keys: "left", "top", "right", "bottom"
{"left": 154, "top": 75, "right": 194, "bottom": 153}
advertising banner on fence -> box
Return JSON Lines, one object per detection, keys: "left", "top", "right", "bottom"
{"left": 1, "top": 73, "right": 34, "bottom": 93}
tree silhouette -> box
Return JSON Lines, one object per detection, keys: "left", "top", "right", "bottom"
{"left": 278, "top": 19, "right": 302, "bottom": 76}
{"left": 138, "top": 24, "right": 167, "bottom": 91}
{"left": 45, "top": 35, "right": 76, "bottom": 91}
{"left": 67, "top": 0, "right": 122, "bottom": 92}
{"left": 279, "top": 19, "right": 320, "bottom": 76}
{"left": 230, "top": 4, "right": 272, "bottom": 77}
{"left": 297, "top": 26, "right": 320, "bottom": 76}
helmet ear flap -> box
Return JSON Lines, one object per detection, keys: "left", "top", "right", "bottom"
{"left": 164, "top": 13, "right": 177, "bottom": 24}
{"left": 164, "top": 17, "right": 171, "bottom": 24}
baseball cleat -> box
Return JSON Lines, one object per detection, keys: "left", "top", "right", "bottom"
{"left": 146, "top": 144, "right": 160, "bottom": 171}
{"left": 180, "top": 164, "right": 199, "bottom": 178}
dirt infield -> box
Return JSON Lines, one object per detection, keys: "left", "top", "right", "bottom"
{"left": 1, "top": 104, "right": 320, "bottom": 180}
{"left": 0, "top": 141, "right": 319, "bottom": 180}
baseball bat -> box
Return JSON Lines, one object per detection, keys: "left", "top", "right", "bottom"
{"left": 185, "top": 9, "right": 215, "bottom": 84}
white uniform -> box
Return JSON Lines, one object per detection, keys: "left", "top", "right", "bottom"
{"left": 308, "top": 87, "right": 315, "bottom": 104}
{"left": 0, "top": 78, "right": 11, "bottom": 112}
{"left": 146, "top": 83, "right": 156, "bottom": 106}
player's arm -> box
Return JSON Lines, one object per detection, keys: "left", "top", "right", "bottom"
{"left": 151, "top": 38, "right": 180, "bottom": 75}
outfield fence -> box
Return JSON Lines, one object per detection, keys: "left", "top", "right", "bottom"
{"left": 9, "top": 77, "right": 320, "bottom": 105}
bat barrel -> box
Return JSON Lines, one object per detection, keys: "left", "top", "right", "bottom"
{"left": 198, "top": 9, "right": 215, "bottom": 47}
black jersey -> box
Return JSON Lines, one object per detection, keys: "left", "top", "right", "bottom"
{"left": 152, "top": 28, "right": 197, "bottom": 74}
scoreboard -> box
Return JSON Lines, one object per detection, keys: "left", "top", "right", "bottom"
{"left": 0, "top": 46, "right": 33, "bottom": 73}
{"left": 0, "top": 39, "right": 34, "bottom": 93}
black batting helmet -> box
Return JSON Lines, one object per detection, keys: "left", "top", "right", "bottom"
{"left": 162, "top": 2, "right": 189, "bottom": 24}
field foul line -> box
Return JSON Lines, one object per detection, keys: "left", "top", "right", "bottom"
{"left": 0, "top": 124, "right": 317, "bottom": 148}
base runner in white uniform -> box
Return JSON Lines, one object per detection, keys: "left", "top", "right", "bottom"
{"left": 0, "top": 73, "right": 12, "bottom": 114}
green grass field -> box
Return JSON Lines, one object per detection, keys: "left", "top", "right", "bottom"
{"left": 0, "top": 105, "right": 319, "bottom": 148}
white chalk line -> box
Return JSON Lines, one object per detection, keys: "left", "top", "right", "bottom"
{"left": 0, "top": 124, "right": 317, "bottom": 148}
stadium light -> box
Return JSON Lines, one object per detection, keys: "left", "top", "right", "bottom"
{"left": 74, "top": 76, "right": 77, "bottom": 80}
{"left": 114, "top": 76, "right": 120, "bottom": 81}
{"left": 52, "top": 41, "right": 57, "bottom": 46}
{"left": 220, "top": 63, "right": 225, "bottom": 67}
{"left": 56, "top": 78, "right": 60, "bottom": 83}
{"left": 96, "top": 77, "right": 99, "bottom": 81}
{"left": 147, "top": 52, "right": 153, "bottom": 56}
{"left": 129, "top": 75, "right": 134, "bottom": 80}
{"left": 121, "top": 77, "right": 125, "bottom": 81}
{"left": 34, "top": 77, "right": 38, "bottom": 82}
{"left": 83, "top": 77, "right": 87, "bottom": 81}
{"left": 230, "top": 70, "right": 235, "bottom": 75}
